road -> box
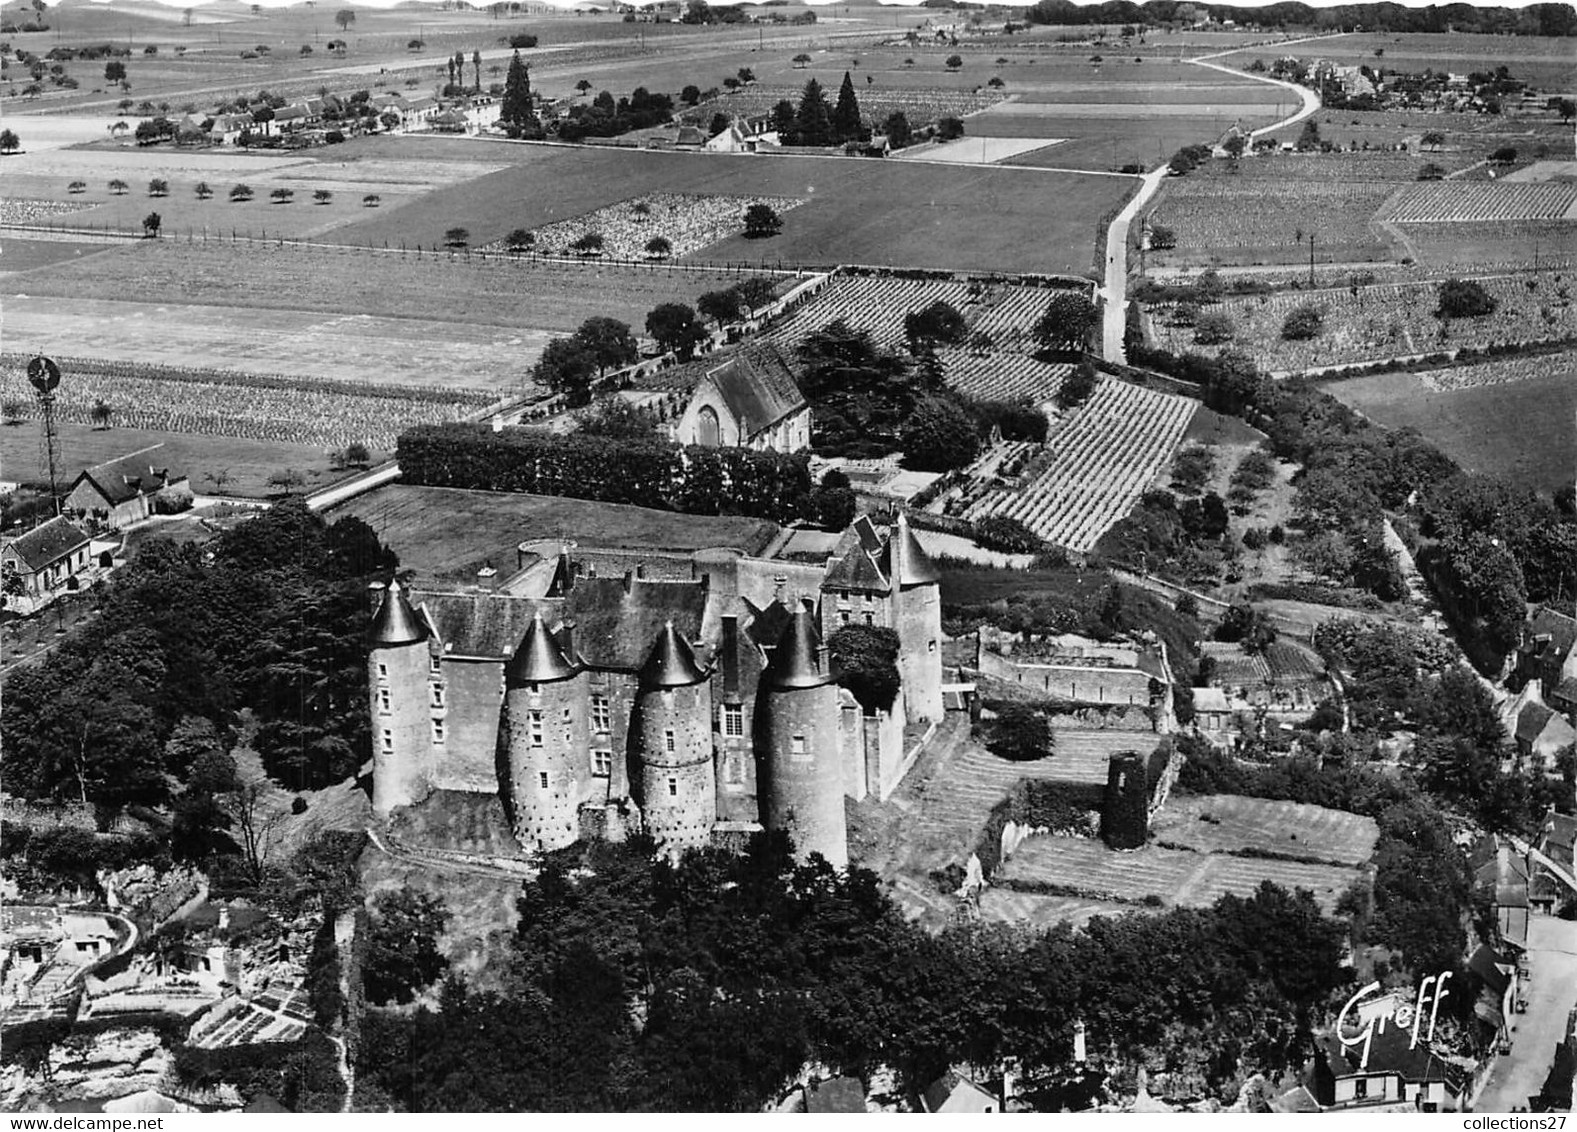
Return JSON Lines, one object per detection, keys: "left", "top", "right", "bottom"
{"left": 1475, "top": 916, "right": 1577, "bottom": 1112}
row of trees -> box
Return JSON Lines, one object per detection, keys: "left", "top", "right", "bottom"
{"left": 353, "top": 832, "right": 1353, "bottom": 1111}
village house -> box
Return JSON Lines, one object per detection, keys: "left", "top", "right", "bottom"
{"left": 207, "top": 113, "right": 254, "bottom": 146}
{"left": 0, "top": 515, "right": 92, "bottom": 607}
{"left": 1472, "top": 836, "right": 1530, "bottom": 951}
{"left": 1530, "top": 809, "right": 1577, "bottom": 915}
{"left": 401, "top": 95, "right": 440, "bottom": 132}
{"left": 672, "top": 345, "right": 811, "bottom": 453}
{"left": 65, "top": 445, "right": 188, "bottom": 528}
{"left": 1310, "top": 1025, "right": 1468, "bottom": 1112}
{"left": 1514, "top": 701, "right": 1576, "bottom": 774}
{"left": 920, "top": 1070, "right": 1000, "bottom": 1113}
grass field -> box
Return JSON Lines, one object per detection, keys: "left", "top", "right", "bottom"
{"left": 0, "top": 420, "right": 359, "bottom": 498}
{"left": 1320, "top": 362, "right": 1577, "bottom": 494}
{"left": 317, "top": 142, "right": 1132, "bottom": 276}
{"left": 1152, "top": 794, "right": 1379, "bottom": 865}
{"left": 0, "top": 237, "right": 119, "bottom": 272}
{"left": 327, "top": 484, "right": 780, "bottom": 583}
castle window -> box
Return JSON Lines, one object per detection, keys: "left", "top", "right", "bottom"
{"left": 664, "top": 728, "right": 676, "bottom": 753}
{"left": 840, "top": 612, "right": 850, "bottom": 624}
{"left": 667, "top": 776, "right": 678, "bottom": 797}
{"left": 863, "top": 612, "right": 873, "bottom": 626}
{"left": 591, "top": 695, "right": 611, "bottom": 733}
{"left": 791, "top": 734, "right": 807, "bottom": 759}
{"left": 429, "top": 654, "right": 441, "bottom": 674}
{"left": 723, "top": 704, "right": 744, "bottom": 738}
{"left": 928, "top": 639, "right": 937, "bottom": 653}
{"left": 529, "top": 710, "right": 544, "bottom": 747}
{"left": 380, "top": 729, "right": 393, "bottom": 753}
{"left": 592, "top": 749, "right": 612, "bottom": 777}
{"left": 430, "top": 683, "right": 445, "bottom": 708}
{"left": 432, "top": 718, "right": 445, "bottom": 744}
{"left": 377, "top": 688, "right": 391, "bottom": 714}
{"left": 376, "top": 662, "right": 388, "bottom": 682}
{"left": 539, "top": 771, "right": 549, "bottom": 790}
{"left": 562, "top": 707, "right": 572, "bottom": 722}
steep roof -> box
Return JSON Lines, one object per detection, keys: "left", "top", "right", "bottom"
{"left": 419, "top": 592, "right": 541, "bottom": 658}
{"left": 638, "top": 620, "right": 708, "bottom": 688}
{"left": 3, "top": 516, "right": 90, "bottom": 572}
{"left": 1516, "top": 702, "right": 1561, "bottom": 746}
{"left": 887, "top": 512, "right": 940, "bottom": 587}
{"left": 567, "top": 576, "right": 707, "bottom": 672}
{"left": 368, "top": 579, "right": 429, "bottom": 648}
{"left": 762, "top": 601, "right": 834, "bottom": 691}
{"left": 72, "top": 444, "right": 180, "bottom": 505}
{"left": 822, "top": 539, "right": 890, "bottom": 594}
{"left": 1526, "top": 607, "right": 1577, "bottom": 660}
{"left": 1317, "top": 1026, "right": 1465, "bottom": 1090}
{"left": 702, "top": 344, "right": 805, "bottom": 440}
{"left": 505, "top": 611, "right": 579, "bottom": 686}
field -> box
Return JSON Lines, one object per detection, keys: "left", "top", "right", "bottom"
{"left": 1148, "top": 268, "right": 1577, "bottom": 373}
{"left": 1381, "top": 181, "right": 1577, "bottom": 222}
{"left": 316, "top": 142, "right": 1133, "bottom": 276}
{"left": 1320, "top": 357, "right": 1577, "bottom": 494}
{"left": 1151, "top": 794, "right": 1379, "bottom": 865}
{"left": 1223, "top": 32, "right": 1577, "bottom": 92}
{"left": 327, "top": 484, "right": 780, "bottom": 584}
{"left": 0, "top": 420, "right": 357, "bottom": 498}
{"left": 958, "top": 377, "right": 1198, "bottom": 553}
{"left": 501, "top": 191, "right": 804, "bottom": 260}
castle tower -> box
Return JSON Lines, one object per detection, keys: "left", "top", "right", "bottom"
{"left": 632, "top": 620, "right": 716, "bottom": 855}
{"left": 757, "top": 601, "right": 848, "bottom": 868}
{"left": 888, "top": 512, "right": 945, "bottom": 723}
{"left": 1101, "top": 751, "right": 1149, "bottom": 850}
{"left": 501, "top": 611, "right": 590, "bottom": 852}
{"left": 367, "top": 579, "right": 433, "bottom": 817}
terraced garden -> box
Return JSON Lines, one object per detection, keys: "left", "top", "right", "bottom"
{"left": 961, "top": 378, "right": 1198, "bottom": 553}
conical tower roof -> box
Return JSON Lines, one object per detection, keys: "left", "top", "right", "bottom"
{"left": 762, "top": 601, "right": 834, "bottom": 692}
{"left": 505, "top": 610, "right": 579, "bottom": 687}
{"left": 638, "top": 620, "right": 708, "bottom": 688}
{"left": 890, "top": 512, "right": 941, "bottom": 587}
{"left": 368, "top": 578, "right": 428, "bottom": 647}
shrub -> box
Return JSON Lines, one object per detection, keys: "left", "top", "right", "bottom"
{"left": 1436, "top": 278, "right": 1497, "bottom": 319}
{"left": 1281, "top": 304, "right": 1323, "bottom": 340}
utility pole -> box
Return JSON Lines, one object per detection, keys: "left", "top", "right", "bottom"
{"left": 1308, "top": 232, "right": 1316, "bottom": 288}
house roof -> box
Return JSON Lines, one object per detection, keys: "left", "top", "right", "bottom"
{"left": 4, "top": 516, "right": 90, "bottom": 573}
{"left": 368, "top": 579, "right": 429, "bottom": 648}
{"left": 805, "top": 1076, "right": 865, "bottom": 1114}
{"left": 1526, "top": 607, "right": 1577, "bottom": 661}
{"left": 676, "top": 125, "right": 705, "bottom": 145}
{"left": 888, "top": 512, "right": 940, "bottom": 587}
{"left": 1517, "top": 702, "right": 1560, "bottom": 746}
{"left": 823, "top": 539, "right": 890, "bottom": 594}
{"left": 1317, "top": 1026, "right": 1465, "bottom": 1090}
{"left": 921, "top": 1070, "right": 995, "bottom": 1112}
{"left": 702, "top": 345, "right": 805, "bottom": 440}
{"left": 1192, "top": 686, "right": 1231, "bottom": 712}
{"left": 72, "top": 445, "right": 180, "bottom": 505}
{"left": 638, "top": 620, "right": 708, "bottom": 688}
{"left": 1544, "top": 811, "right": 1577, "bottom": 851}
{"left": 566, "top": 576, "right": 707, "bottom": 672}
{"left": 1549, "top": 677, "right": 1577, "bottom": 707}
{"left": 1468, "top": 942, "right": 1513, "bottom": 996}
{"left": 1271, "top": 1085, "right": 1321, "bottom": 1113}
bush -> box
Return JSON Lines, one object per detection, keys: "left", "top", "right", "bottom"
{"left": 1281, "top": 304, "right": 1324, "bottom": 341}
{"left": 973, "top": 514, "right": 1042, "bottom": 555}
{"left": 153, "top": 486, "right": 194, "bottom": 515}
{"left": 1436, "top": 278, "right": 1498, "bottom": 319}
{"left": 1194, "top": 310, "right": 1234, "bottom": 345}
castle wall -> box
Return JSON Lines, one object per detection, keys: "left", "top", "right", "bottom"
{"left": 634, "top": 682, "right": 717, "bottom": 853}
{"left": 893, "top": 582, "right": 944, "bottom": 723}
{"left": 758, "top": 682, "right": 847, "bottom": 869}
{"left": 429, "top": 658, "right": 505, "bottom": 794}
{"left": 370, "top": 640, "right": 434, "bottom": 816}
{"left": 502, "top": 673, "right": 591, "bottom": 852}
{"left": 974, "top": 649, "right": 1155, "bottom": 707}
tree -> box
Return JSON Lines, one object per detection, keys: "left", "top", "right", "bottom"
{"left": 142, "top": 211, "right": 161, "bottom": 238}
{"left": 1281, "top": 304, "right": 1323, "bottom": 340}
{"left": 697, "top": 288, "right": 743, "bottom": 331}
{"left": 570, "top": 232, "right": 604, "bottom": 256}
{"left": 901, "top": 395, "right": 979, "bottom": 472}
{"left": 444, "top": 227, "right": 470, "bottom": 248}
{"left": 903, "top": 300, "right": 967, "bottom": 349}
{"left": 936, "top": 116, "right": 964, "bottom": 141}
{"left": 1421, "top": 129, "right": 1445, "bottom": 150}
{"left": 882, "top": 110, "right": 912, "bottom": 149}
{"left": 792, "top": 77, "right": 834, "bottom": 147}
{"left": 473, "top": 50, "right": 482, "bottom": 93}
{"left": 0, "top": 130, "right": 20, "bottom": 156}
{"left": 147, "top": 177, "right": 168, "bottom": 197}
{"left": 501, "top": 50, "right": 533, "bottom": 127}
{"left": 1033, "top": 291, "right": 1098, "bottom": 353}
{"left": 271, "top": 187, "right": 295, "bottom": 204}
{"left": 1057, "top": 358, "right": 1099, "bottom": 409}
{"left": 743, "top": 203, "right": 782, "bottom": 239}
{"left": 1, "top": 399, "right": 26, "bottom": 425}
{"left": 646, "top": 303, "right": 708, "bottom": 360}
{"left": 1148, "top": 222, "right": 1176, "bottom": 250}
{"left": 945, "top": 54, "right": 963, "bottom": 70}
{"left": 827, "top": 624, "right": 900, "bottom": 710}
{"left": 1222, "top": 132, "right": 1246, "bottom": 160}
{"left": 576, "top": 398, "right": 654, "bottom": 441}
{"left": 573, "top": 317, "right": 639, "bottom": 377}
{"left": 363, "top": 194, "right": 382, "bottom": 208}
{"left": 1436, "top": 278, "right": 1497, "bottom": 319}
{"left": 230, "top": 183, "right": 253, "bottom": 202}
{"left": 579, "top": 79, "right": 596, "bottom": 97}
{"left": 364, "top": 891, "right": 451, "bottom": 1006}
{"left": 832, "top": 71, "right": 863, "bottom": 143}
{"left": 505, "top": 228, "right": 535, "bottom": 254}
{"left": 109, "top": 178, "right": 130, "bottom": 195}
{"left": 90, "top": 399, "right": 115, "bottom": 429}
{"left": 1194, "top": 310, "right": 1233, "bottom": 345}
{"left": 644, "top": 235, "right": 671, "bottom": 259}
{"left": 533, "top": 337, "right": 598, "bottom": 406}
{"left": 792, "top": 53, "right": 811, "bottom": 69}
{"left": 104, "top": 60, "right": 127, "bottom": 84}
{"left": 313, "top": 188, "right": 333, "bottom": 205}
{"left": 1491, "top": 145, "right": 1518, "bottom": 165}
{"left": 195, "top": 180, "right": 213, "bottom": 199}
{"left": 1417, "top": 163, "right": 1446, "bottom": 181}
{"left": 771, "top": 98, "right": 797, "bottom": 143}
{"left": 1296, "top": 119, "right": 1321, "bottom": 151}
{"left": 334, "top": 8, "right": 354, "bottom": 31}
{"left": 379, "top": 111, "right": 400, "bottom": 133}
{"left": 981, "top": 701, "right": 1052, "bottom": 761}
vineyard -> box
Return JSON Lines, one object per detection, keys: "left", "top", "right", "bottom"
{"left": 1149, "top": 269, "right": 1577, "bottom": 372}
{"left": 0, "top": 355, "right": 493, "bottom": 450}
{"left": 1380, "top": 181, "right": 1577, "bottom": 223}
{"left": 960, "top": 377, "right": 1197, "bottom": 552}
{"left": 486, "top": 192, "right": 805, "bottom": 261}
{"left": 1415, "top": 352, "right": 1573, "bottom": 391}
{"left": 935, "top": 348, "right": 1073, "bottom": 404}
{"left": 1145, "top": 176, "right": 1396, "bottom": 254}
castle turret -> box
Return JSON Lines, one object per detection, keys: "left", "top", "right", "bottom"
{"left": 368, "top": 579, "right": 433, "bottom": 817}
{"left": 501, "top": 610, "right": 590, "bottom": 852}
{"left": 888, "top": 512, "right": 945, "bottom": 722}
{"left": 756, "top": 601, "right": 847, "bottom": 868}
{"left": 632, "top": 620, "right": 716, "bottom": 855}
{"left": 1102, "top": 750, "right": 1149, "bottom": 850}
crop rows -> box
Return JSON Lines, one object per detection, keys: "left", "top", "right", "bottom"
{"left": 963, "top": 377, "right": 1196, "bottom": 552}
{"left": 486, "top": 192, "right": 804, "bottom": 261}
{"left": 936, "top": 348, "right": 1071, "bottom": 403}
{"left": 0, "top": 367, "right": 480, "bottom": 450}
{"left": 1147, "top": 177, "right": 1394, "bottom": 250}
{"left": 1415, "top": 352, "right": 1573, "bottom": 392}
{"left": 1150, "top": 269, "right": 1577, "bottom": 372}
{"left": 1381, "top": 181, "right": 1577, "bottom": 222}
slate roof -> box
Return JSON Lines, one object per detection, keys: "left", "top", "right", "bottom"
{"left": 762, "top": 602, "right": 833, "bottom": 691}
{"left": 887, "top": 513, "right": 940, "bottom": 587}
{"left": 1526, "top": 607, "right": 1577, "bottom": 661}
{"left": 742, "top": 597, "right": 793, "bottom": 650}
{"left": 566, "top": 577, "right": 707, "bottom": 672}
{"left": 702, "top": 345, "right": 805, "bottom": 440}
{"left": 1317, "top": 1026, "right": 1466, "bottom": 1090}
{"left": 638, "top": 620, "right": 708, "bottom": 688}
{"left": 72, "top": 445, "right": 181, "bottom": 505}
{"left": 1516, "top": 702, "right": 1569, "bottom": 747}
{"left": 3, "top": 516, "right": 90, "bottom": 572}
{"left": 1549, "top": 677, "right": 1577, "bottom": 708}
{"left": 921, "top": 1070, "right": 995, "bottom": 1113}
{"left": 368, "top": 579, "right": 429, "bottom": 648}
{"left": 823, "top": 539, "right": 890, "bottom": 594}
{"left": 1468, "top": 943, "right": 1513, "bottom": 997}
{"left": 419, "top": 592, "right": 544, "bottom": 658}
{"left": 506, "top": 611, "right": 579, "bottom": 686}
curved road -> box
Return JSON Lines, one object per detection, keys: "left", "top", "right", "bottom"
{"left": 1098, "top": 43, "right": 1329, "bottom": 363}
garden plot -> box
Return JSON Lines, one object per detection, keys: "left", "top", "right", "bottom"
{"left": 1151, "top": 795, "right": 1379, "bottom": 866}
{"left": 1414, "top": 353, "right": 1575, "bottom": 391}
{"left": 495, "top": 192, "right": 804, "bottom": 260}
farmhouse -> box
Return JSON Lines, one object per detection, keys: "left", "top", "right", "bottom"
{"left": 0, "top": 515, "right": 92, "bottom": 604}
{"left": 672, "top": 345, "right": 811, "bottom": 453}
{"left": 1310, "top": 1025, "right": 1467, "bottom": 1112}
{"left": 369, "top": 514, "right": 946, "bottom": 866}
{"left": 1514, "top": 701, "right": 1576, "bottom": 773}
{"left": 920, "top": 1071, "right": 1000, "bottom": 1113}
{"left": 65, "top": 445, "right": 188, "bottom": 528}
{"left": 208, "top": 113, "right": 253, "bottom": 145}
{"left": 1515, "top": 607, "right": 1577, "bottom": 702}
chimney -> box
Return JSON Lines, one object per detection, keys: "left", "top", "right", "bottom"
{"left": 218, "top": 906, "right": 231, "bottom": 933}
{"left": 1073, "top": 1019, "right": 1088, "bottom": 1065}
{"left": 722, "top": 614, "right": 739, "bottom": 696}
{"left": 773, "top": 574, "right": 787, "bottom": 603}
{"left": 558, "top": 618, "right": 576, "bottom": 664}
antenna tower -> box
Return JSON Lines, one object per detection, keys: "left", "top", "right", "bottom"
{"left": 27, "top": 355, "right": 62, "bottom": 518}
